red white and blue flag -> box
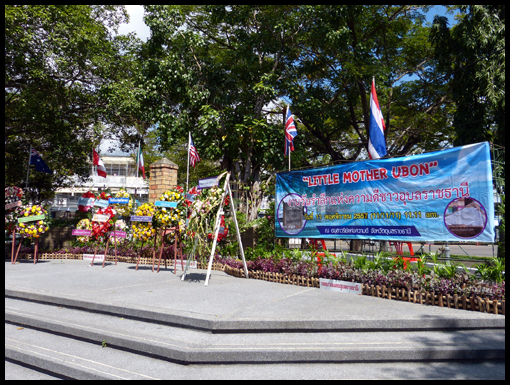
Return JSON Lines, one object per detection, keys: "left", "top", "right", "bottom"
{"left": 189, "top": 133, "right": 200, "bottom": 167}
{"left": 367, "top": 79, "right": 387, "bottom": 159}
{"left": 284, "top": 105, "right": 298, "bottom": 156}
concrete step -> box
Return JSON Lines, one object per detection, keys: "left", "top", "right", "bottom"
{"left": 5, "top": 288, "right": 505, "bottom": 333}
{"left": 5, "top": 297, "right": 505, "bottom": 366}
{"left": 5, "top": 322, "right": 506, "bottom": 380}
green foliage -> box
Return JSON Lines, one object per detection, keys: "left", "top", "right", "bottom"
{"left": 253, "top": 201, "right": 276, "bottom": 251}
{"left": 283, "top": 248, "right": 305, "bottom": 264}
{"left": 353, "top": 255, "right": 367, "bottom": 270}
{"left": 430, "top": 5, "right": 505, "bottom": 147}
{"left": 5, "top": 5, "right": 137, "bottom": 197}
{"left": 473, "top": 257, "right": 505, "bottom": 283}
{"left": 366, "top": 252, "right": 393, "bottom": 273}
{"left": 412, "top": 258, "right": 432, "bottom": 277}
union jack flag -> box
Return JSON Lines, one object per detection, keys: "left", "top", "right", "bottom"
{"left": 189, "top": 134, "right": 200, "bottom": 167}
{"left": 284, "top": 105, "right": 298, "bottom": 156}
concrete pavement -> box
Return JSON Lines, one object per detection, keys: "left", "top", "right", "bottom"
{"left": 5, "top": 259, "right": 505, "bottom": 379}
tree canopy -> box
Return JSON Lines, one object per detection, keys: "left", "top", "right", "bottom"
{"left": 138, "top": 5, "right": 458, "bottom": 176}
{"left": 5, "top": 5, "right": 504, "bottom": 209}
{"left": 430, "top": 5, "right": 505, "bottom": 147}
{"left": 5, "top": 5, "right": 137, "bottom": 199}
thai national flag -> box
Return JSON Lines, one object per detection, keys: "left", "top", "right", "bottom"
{"left": 284, "top": 105, "right": 298, "bottom": 156}
{"left": 367, "top": 79, "right": 387, "bottom": 159}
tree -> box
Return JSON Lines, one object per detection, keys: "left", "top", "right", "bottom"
{"left": 138, "top": 6, "right": 458, "bottom": 220}
{"left": 5, "top": 5, "right": 137, "bottom": 199}
{"left": 137, "top": 5, "right": 463, "bottom": 218}
{"left": 430, "top": 5, "right": 505, "bottom": 258}
{"left": 281, "top": 5, "right": 455, "bottom": 166}
{"left": 430, "top": 5, "right": 505, "bottom": 147}
{"left": 139, "top": 5, "right": 306, "bottom": 219}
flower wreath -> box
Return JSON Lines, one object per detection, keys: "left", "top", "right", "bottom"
{"left": 154, "top": 186, "right": 188, "bottom": 230}
{"left": 5, "top": 186, "right": 25, "bottom": 232}
{"left": 188, "top": 184, "right": 230, "bottom": 243}
{"left": 110, "top": 220, "right": 128, "bottom": 245}
{"left": 16, "top": 205, "right": 50, "bottom": 239}
{"left": 112, "top": 189, "right": 133, "bottom": 217}
{"left": 189, "top": 185, "right": 226, "bottom": 218}
{"left": 5, "top": 186, "right": 24, "bottom": 204}
{"left": 75, "top": 218, "right": 92, "bottom": 243}
{"left": 91, "top": 206, "right": 116, "bottom": 240}
{"left": 78, "top": 191, "right": 96, "bottom": 213}
{"left": 131, "top": 203, "right": 156, "bottom": 242}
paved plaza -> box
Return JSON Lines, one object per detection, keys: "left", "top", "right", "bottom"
{"left": 5, "top": 259, "right": 505, "bottom": 379}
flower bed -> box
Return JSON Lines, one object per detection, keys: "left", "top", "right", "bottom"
{"left": 221, "top": 263, "right": 505, "bottom": 315}
{"left": 14, "top": 250, "right": 504, "bottom": 316}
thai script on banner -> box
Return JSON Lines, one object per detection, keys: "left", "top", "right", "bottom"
{"left": 285, "top": 183, "right": 470, "bottom": 207}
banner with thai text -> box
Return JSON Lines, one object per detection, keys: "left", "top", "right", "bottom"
{"left": 275, "top": 142, "right": 495, "bottom": 242}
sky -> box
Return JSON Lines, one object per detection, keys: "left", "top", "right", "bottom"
{"left": 117, "top": 5, "right": 150, "bottom": 42}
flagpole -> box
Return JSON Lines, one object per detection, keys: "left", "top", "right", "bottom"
{"left": 287, "top": 105, "right": 291, "bottom": 171}
{"left": 26, "top": 145, "right": 32, "bottom": 189}
{"left": 136, "top": 141, "right": 140, "bottom": 179}
{"left": 135, "top": 141, "right": 140, "bottom": 204}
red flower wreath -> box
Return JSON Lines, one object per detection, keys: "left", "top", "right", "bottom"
{"left": 91, "top": 206, "right": 116, "bottom": 240}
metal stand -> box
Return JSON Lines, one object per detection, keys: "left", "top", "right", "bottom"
{"left": 203, "top": 172, "right": 249, "bottom": 286}
{"left": 181, "top": 237, "right": 199, "bottom": 281}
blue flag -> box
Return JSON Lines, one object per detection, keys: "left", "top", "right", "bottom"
{"left": 30, "top": 147, "right": 53, "bottom": 174}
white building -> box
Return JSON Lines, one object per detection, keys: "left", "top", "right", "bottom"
{"left": 51, "top": 150, "right": 149, "bottom": 217}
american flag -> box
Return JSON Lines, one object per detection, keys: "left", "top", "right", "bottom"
{"left": 189, "top": 134, "right": 201, "bottom": 167}
{"left": 284, "top": 105, "right": 298, "bottom": 156}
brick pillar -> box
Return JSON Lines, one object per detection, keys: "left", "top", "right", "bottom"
{"left": 149, "top": 158, "right": 179, "bottom": 203}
